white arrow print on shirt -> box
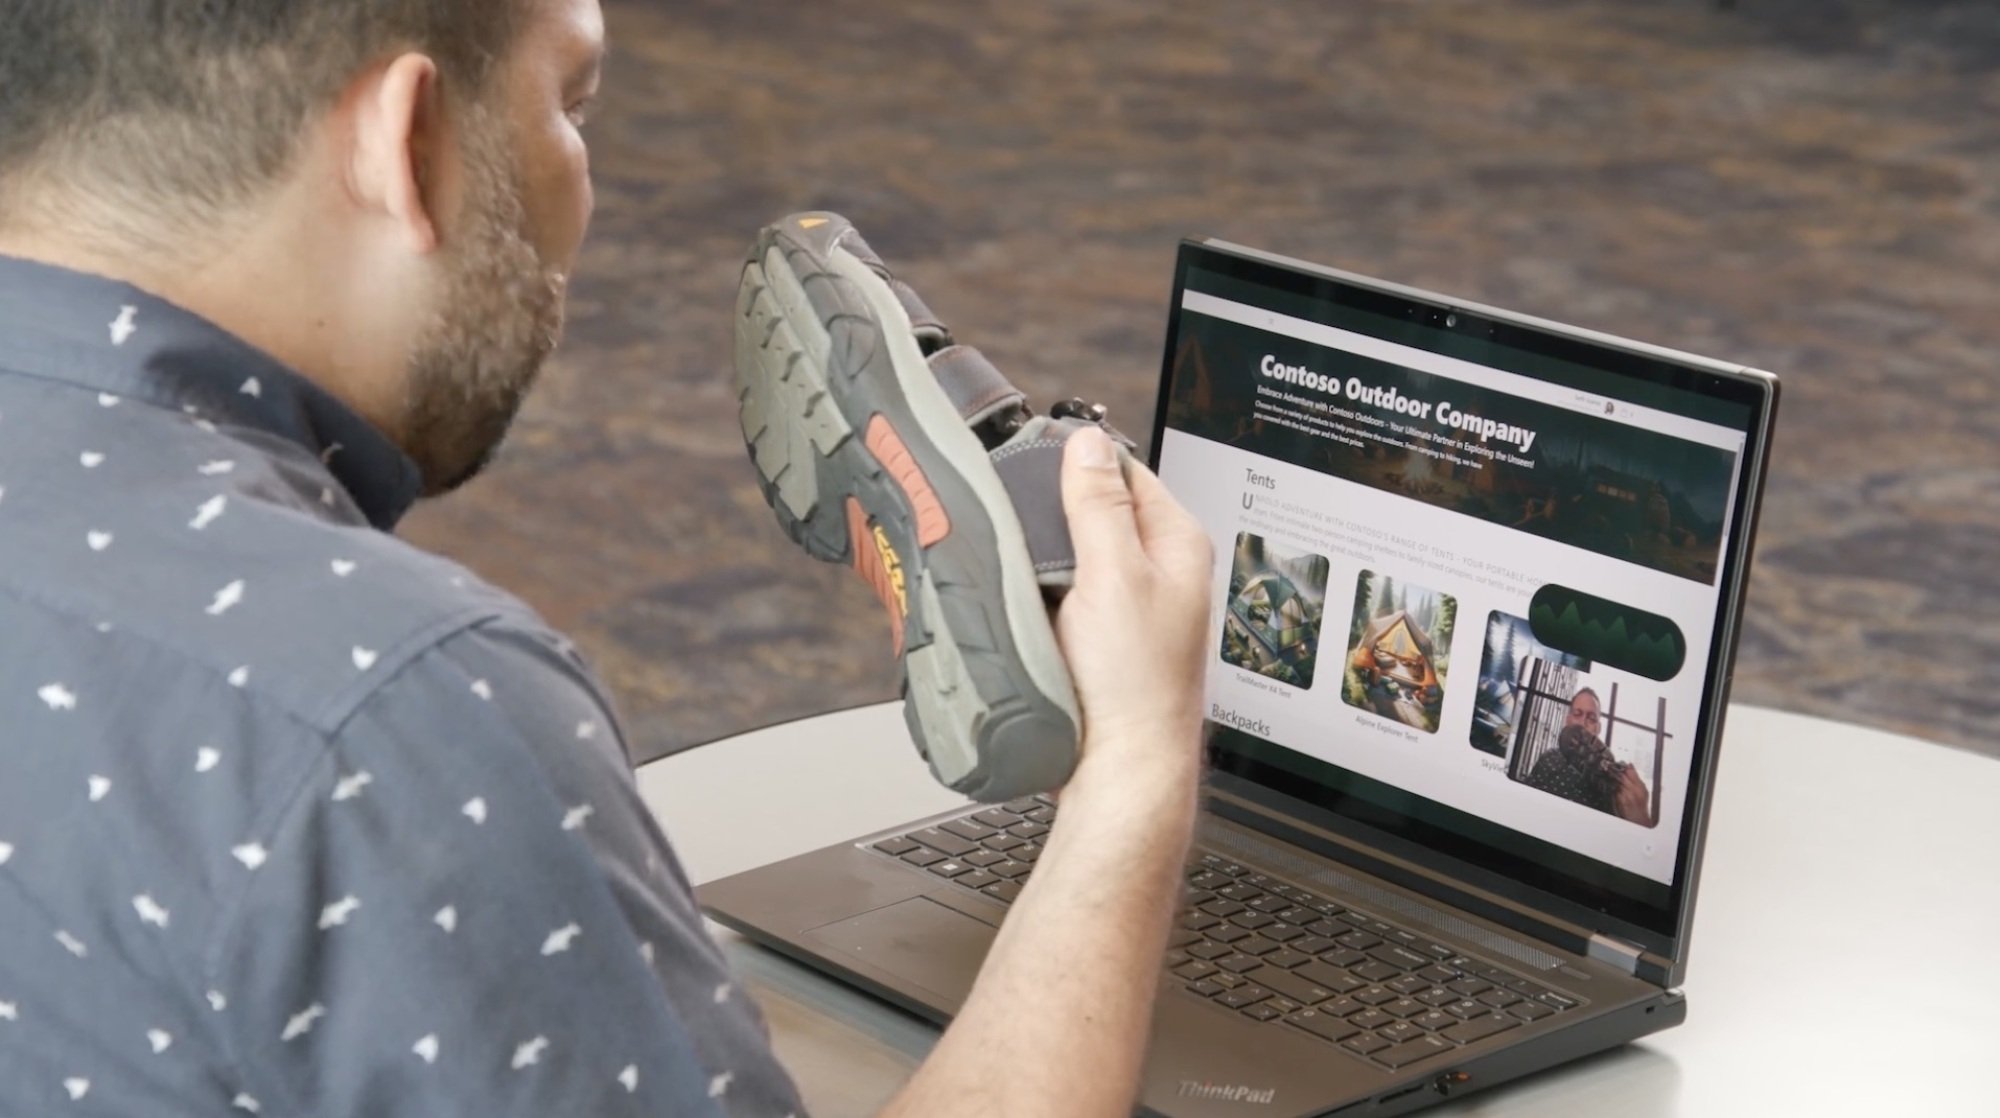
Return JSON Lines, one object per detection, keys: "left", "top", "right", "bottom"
{"left": 511, "top": 1036, "right": 549, "bottom": 1070}
{"left": 462, "top": 798, "right": 488, "bottom": 825}
{"left": 318, "top": 896, "right": 361, "bottom": 929}
{"left": 709, "top": 1071, "right": 733, "bottom": 1098}
{"left": 55, "top": 931, "right": 87, "bottom": 958}
{"left": 413, "top": 1034, "right": 440, "bottom": 1064}
{"left": 198, "top": 460, "right": 236, "bottom": 476}
{"left": 560, "top": 804, "right": 593, "bottom": 831}
{"left": 80, "top": 451, "right": 104, "bottom": 468}
{"left": 240, "top": 376, "right": 262, "bottom": 398}
{"left": 190, "top": 495, "right": 228, "bottom": 530}
{"left": 110, "top": 305, "right": 138, "bottom": 345}
{"left": 331, "top": 770, "right": 372, "bottom": 801}
{"left": 0, "top": 842, "right": 12, "bottom": 865}
{"left": 331, "top": 559, "right": 357, "bottom": 577}
{"left": 133, "top": 895, "right": 171, "bottom": 928}
{"left": 207, "top": 580, "right": 246, "bottom": 616}
{"left": 434, "top": 906, "right": 457, "bottom": 933}
{"left": 227, "top": 665, "right": 250, "bottom": 688}
{"left": 638, "top": 941, "right": 655, "bottom": 966}
{"left": 0, "top": 1001, "right": 18, "bottom": 1021}
{"left": 98, "top": 393, "right": 120, "bottom": 407}
{"left": 540, "top": 924, "right": 582, "bottom": 956}
{"left": 352, "top": 647, "right": 378, "bottom": 671}
{"left": 38, "top": 683, "right": 77, "bottom": 711}
{"left": 196, "top": 747, "right": 221, "bottom": 773}
{"left": 207, "top": 991, "right": 227, "bottom": 1011}
{"left": 470, "top": 679, "right": 493, "bottom": 701}
{"left": 148, "top": 1029, "right": 173, "bottom": 1054}
{"left": 281, "top": 1003, "right": 325, "bottom": 1042}
{"left": 576, "top": 721, "right": 599, "bottom": 740}
{"left": 64, "top": 1077, "right": 89, "bottom": 1101}
{"left": 618, "top": 1065, "right": 638, "bottom": 1093}
{"left": 86, "top": 530, "right": 113, "bottom": 552}
{"left": 714, "top": 983, "right": 733, "bottom": 1005}
{"left": 87, "top": 776, "right": 111, "bottom": 802}
{"left": 232, "top": 843, "right": 268, "bottom": 870}
{"left": 232, "top": 1092, "right": 260, "bottom": 1113}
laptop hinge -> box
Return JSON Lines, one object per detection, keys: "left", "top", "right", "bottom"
{"left": 1587, "top": 933, "right": 1646, "bottom": 976}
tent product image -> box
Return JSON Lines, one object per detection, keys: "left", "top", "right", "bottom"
{"left": 1349, "top": 609, "right": 1439, "bottom": 696}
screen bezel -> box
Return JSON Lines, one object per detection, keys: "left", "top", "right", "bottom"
{"left": 1149, "top": 238, "right": 1779, "bottom": 956}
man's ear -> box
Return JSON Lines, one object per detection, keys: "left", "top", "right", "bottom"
{"left": 344, "top": 53, "right": 445, "bottom": 255}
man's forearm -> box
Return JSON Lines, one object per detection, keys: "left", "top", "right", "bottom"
{"left": 881, "top": 735, "right": 1200, "bottom": 1117}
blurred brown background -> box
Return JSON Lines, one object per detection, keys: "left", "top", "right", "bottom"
{"left": 403, "top": 0, "right": 2000, "bottom": 763}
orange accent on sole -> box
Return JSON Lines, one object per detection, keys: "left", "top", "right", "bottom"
{"left": 865, "top": 416, "right": 953, "bottom": 548}
{"left": 847, "top": 498, "right": 907, "bottom": 656}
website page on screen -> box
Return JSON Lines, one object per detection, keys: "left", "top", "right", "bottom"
{"left": 1158, "top": 285, "right": 1747, "bottom": 887}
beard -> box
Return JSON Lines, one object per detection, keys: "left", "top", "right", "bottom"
{"left": 401, "top": 106, "right": 568, "bottom": 496}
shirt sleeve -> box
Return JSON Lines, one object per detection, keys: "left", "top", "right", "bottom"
{"left": 207, "top": 619, "right": 807, "bottom": 1118}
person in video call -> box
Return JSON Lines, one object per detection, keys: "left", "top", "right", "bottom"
{"left": 1524, "top": 688, "right": 1657, "bottom": 826}
{"left": 0, "top": 2, "right": 1212, "bottom": 1115}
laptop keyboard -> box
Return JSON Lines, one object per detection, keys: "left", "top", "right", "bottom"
{"left": 867, "top": 796, "right": 1585, "bottom": 1072}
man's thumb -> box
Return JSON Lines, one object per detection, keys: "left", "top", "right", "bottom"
{"left": 1061, "top": 427, "right": 1139, "bottom": 570}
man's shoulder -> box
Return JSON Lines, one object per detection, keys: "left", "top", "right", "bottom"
{"left": 1524, "top": 750, "right": 1567, "bottom": 781}
{"left": 0, "top": 451, "right": 555, "bottom": 737}
{"left": 193, "top": 512, "right": 556, "bottom": 733}
{"left": 215, "top": 504, "right": 553, "bottom": 724}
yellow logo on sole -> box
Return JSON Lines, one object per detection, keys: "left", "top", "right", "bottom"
{"left": 872, "top": 524, "right": 908, "bottom": 617}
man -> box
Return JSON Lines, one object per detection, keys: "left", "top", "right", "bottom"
{"left": 0, "top": 2, "right": 1211, "bottom": 1115}
{"left": 1523, "top": 689, "right": 1655, "bottom": 825}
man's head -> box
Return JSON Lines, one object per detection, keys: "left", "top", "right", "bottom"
{"left": 1566, "top": 687, "right": 1602, "bottom": 739}
{"left": 0, "top": 0, "right": 606, "bottom": 493}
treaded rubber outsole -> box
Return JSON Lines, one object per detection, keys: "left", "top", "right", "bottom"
{"left": 732, "top": 216, "right": 1079, "bottom": 801}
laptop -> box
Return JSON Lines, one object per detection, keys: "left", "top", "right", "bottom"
{"left": 699, "top": 237, "right": 1779, "bottom": 1116}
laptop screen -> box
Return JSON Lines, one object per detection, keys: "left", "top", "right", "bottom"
{"left": 1150, "top": 240, "right": 1772, "bottom": 942}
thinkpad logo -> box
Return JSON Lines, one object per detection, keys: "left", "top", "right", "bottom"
{"left": 1178, "top": 1081, "right": 1277, "bottom": 1104}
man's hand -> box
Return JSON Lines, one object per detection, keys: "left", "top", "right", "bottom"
{"left": 1613, "top": 764, "right": 1655, "bottom": 826}
{"left": 879, "top": 426, "right": 1213, "bottom": 1118}
{"left": 1053, "top": 427, "right": 1214, "bottom": 765}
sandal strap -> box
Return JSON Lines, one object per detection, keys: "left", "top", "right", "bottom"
{"left": 928, "top": 345, "right": 1027, "bottom": 427}
{"left": 988, "top": 416, "right": 1136, "bottom": 594}
{"left": 890, "top": 278, "right": 952, "bottom": 347}
{"left": 834, "top": 225, "right": 952, "bottom": 347}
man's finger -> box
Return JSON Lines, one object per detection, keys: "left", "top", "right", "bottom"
{"left": 1125, "top": 458, "right": 1205, "bottom": 551}
{"left": 1061, "top": 427, "right": 1141, "bottom": 576}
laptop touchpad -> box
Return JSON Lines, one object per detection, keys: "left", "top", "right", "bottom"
{"left": 803, "top": 897, "right": 998, "bottom": 1007}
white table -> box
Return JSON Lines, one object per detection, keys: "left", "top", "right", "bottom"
{"left": 638, "top": 703, "right": 2000, "bottom": 1116}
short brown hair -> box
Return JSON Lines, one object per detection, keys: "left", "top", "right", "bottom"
{"left": 0, "top": 1, "right": 525, "bottom": 248}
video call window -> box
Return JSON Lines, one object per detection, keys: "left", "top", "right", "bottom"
{"left": 1505, "top": 663, "right": 1665, "bottom": 828}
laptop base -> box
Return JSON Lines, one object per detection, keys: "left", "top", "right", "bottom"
{"left": 700, "top": 804, "right": 1681, "bottom": 1118}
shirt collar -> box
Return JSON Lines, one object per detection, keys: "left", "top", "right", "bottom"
{"left": 0, "top": 253, "right": 424, "bottom": 529}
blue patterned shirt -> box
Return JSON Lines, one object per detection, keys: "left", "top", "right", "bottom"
{"left": 0, "top": 255, "right": 805, "bottom": 1117}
